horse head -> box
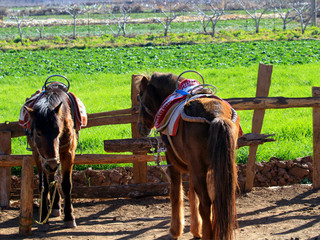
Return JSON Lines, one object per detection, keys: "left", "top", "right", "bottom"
{"left": 24, "top": 101, "right": 64, "bottom": 174}
{"left": 135, "top": 73, "right": 183, "bottom": 136}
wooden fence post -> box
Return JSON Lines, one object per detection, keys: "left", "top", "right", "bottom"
{"left": 131, "top": 75, "right": 147, "bottom": 183}
{"left": 0, "top": 131, "right": 11, "bottom": 208}
{"left": 312, "top": 87, "right": 320, "bottom": 189}
{"left": 245, "top": 63, "right": 273, "bottom": 191}
{"left": 19, "top": 156, "right": 34, "bottom": 235}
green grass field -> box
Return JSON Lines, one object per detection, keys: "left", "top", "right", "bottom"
{"left": 1, "top": 63, "right": 319, "bottom": 170}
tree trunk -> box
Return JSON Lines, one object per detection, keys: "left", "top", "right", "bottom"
{"left": 18, "top": 23, "right": 24, "bottom": 46}
{"left": 211, "top": 22, "right": 216, "bottom": 37}
{"left": 73, "top": 17, "right": 76, "bottom": 39}
{"left": 255, "top": 19, "right": 259, "bottom": 33}
{"left": 164, "top": 26, "right": 168, "bottom": 37}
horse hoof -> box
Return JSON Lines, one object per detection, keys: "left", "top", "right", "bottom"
{"left": 38, "top": 223, "right": 50, "bottom": 232}
{"left": 169, "top": 233, "right": 179, "bottom": 240}
{"left": 51, "top": 209, "right": 61, "bottom": 217}
{"left": 64, "top": 220, "right": 77, "bottom": 228}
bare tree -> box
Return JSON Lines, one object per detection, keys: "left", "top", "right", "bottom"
{"left": 193, "top": 1, "right": 225, "bottom": 37}
{"left": 153, "top": 2, "right": 180, "bottom": 37}
{"left": 35, "top": 21, "right": 45, "bottom": 39}
{"left": 292, "top": 1, "right": 317, "bottom": 34}
{"left": 237, "top": 0, "right": 270, "bottom": 33}
{"left": 194, "top": 7, "right": 209, "bottom": 33}
{"left": 10, "top": 11, "right": 32, "bottom": 45}
{"left": 272, "top": 0, "right": 296, "bottom": 30}
{"left": 105, "top": 5, "right": 131, "bottom": 37}
{"left": 64, "top": 4, "right": 84, "bottom": 39}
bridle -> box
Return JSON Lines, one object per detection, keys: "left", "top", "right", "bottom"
{"left": 36, "top": 130, "right": 75, "bottom": 166}
{"left": 140, "top": 101, "right": 156, "bottom": 119}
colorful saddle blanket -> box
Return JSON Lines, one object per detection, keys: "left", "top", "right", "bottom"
{"left": 154, "top": 79, "right": 202, "bottom": 136}
{"left": 19, "top": 90, "right": 87, "bottom": 131}
{"left": 154, "top": 79, "right": 242, "bottom": 136}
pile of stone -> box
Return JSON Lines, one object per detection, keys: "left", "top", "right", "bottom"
{"left": 11, "top": 156, "right": 313, "bottom": 191}
{"left": 238, "top": 156, "right": 312, "bottom": 189}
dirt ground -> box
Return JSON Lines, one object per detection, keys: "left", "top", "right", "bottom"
{"left": 1, "top": 184, "right": 319, "bottom": 240}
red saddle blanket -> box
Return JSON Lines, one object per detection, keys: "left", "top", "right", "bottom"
{"left": 154, "top": 79, "right": 242, "bottom": 136}
{"left": 154, "top": 79, "right": 201, "bottom": 136}
{"left": 19, "top": 90, "right": 87, "bottom": 131}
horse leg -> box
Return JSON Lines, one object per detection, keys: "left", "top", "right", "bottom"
{"left": 191, "top": 174, "right": 213, "bottom": 239}
{"left": 60, "top": 154, "right": 76, "bottom": 228}
{"left": 168, "top": 164, "right": 184, "bottom": 239}
{"left": 188, "top": 180, "right": 202, "bottom": 239}
{"left": 48, "top": 174, "right": 61, "bottom": 217}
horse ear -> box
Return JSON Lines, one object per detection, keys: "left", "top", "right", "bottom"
{"left": 132, "top": 74, "right": 149, "bottom": 92}
{"left": 54, "top": 102, "right": 63, "bottom": 114}
{"left": 24, "top": 106, "right": 35, "bottom": 120}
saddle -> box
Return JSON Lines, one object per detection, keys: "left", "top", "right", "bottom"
{"left": 154, "top": 79, "right": 242, "bottom": 136}
{"left": 19, "top": 81, "right": 87, "bottom": 132}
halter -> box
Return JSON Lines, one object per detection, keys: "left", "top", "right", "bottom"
{"left": 39, "top": 154, "right": 60, "bottom": 164}
{"left": 140, "top": 102, "right": 156, "bottom": 118}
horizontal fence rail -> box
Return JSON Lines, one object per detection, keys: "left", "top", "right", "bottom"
{"left": 2, "top": 97, "right": 320, "bottom": 138}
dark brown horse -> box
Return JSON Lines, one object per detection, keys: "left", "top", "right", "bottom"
{"left": 136, "top": 72, "right": 241, "bottom": 240}
{"left": 24, "top": 83, "right": 78, "bottom": 231}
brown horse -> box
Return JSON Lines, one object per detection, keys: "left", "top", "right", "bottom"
{"left": 136, "top": 72, "right": 242, "bottom": 240}
{"left": 23, "top": 83, "right": 78, "bottom": 231}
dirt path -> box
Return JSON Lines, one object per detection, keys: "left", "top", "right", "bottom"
{"left": 1, "top": 184, "right": 319, "bottom": 240}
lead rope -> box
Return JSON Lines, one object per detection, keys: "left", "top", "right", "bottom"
{"left": 147, "top": 130, "right": 172, "bottom": 182}
{"left": 36, "top": 171, "right": 58, "bottom": 225}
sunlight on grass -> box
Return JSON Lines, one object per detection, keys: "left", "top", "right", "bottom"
{"left": 2, "top": 57, "right": 319, "bottom": 172}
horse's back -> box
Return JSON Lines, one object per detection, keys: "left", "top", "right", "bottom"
{"left": 183, "top": 97, "right": 232, "bottom": 122}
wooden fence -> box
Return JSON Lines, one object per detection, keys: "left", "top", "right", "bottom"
{"left": 0, "top": 64, "right": 319, "bottom": 235}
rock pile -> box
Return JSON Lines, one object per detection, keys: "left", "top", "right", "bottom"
{"left": 237, "top": 156, "right": 312, "bottom": 190}
{"left": 11, "top": 156, "right": 313, "bottom": 191}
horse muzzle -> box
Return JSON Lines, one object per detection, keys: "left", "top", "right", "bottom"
{"left": 41, "top": 157, "right": 60, "bottom": 173}
{"left": 138, "top": 122, "right": 151, "bottom": 136}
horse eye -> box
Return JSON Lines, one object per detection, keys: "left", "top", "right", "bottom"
{"left": 36, "top": 131, "right": 42, "bottom": 137}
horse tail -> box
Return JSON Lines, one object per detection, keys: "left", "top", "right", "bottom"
{"left": 207, "top": 117, "right": 238, "bottom": 240}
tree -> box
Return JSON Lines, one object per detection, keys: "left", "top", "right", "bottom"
{"left": 10, "top": 11, "right": 31, "bottom": 45}
{"left": 193, "top": 0, "right": 225, "bottom": 37}
{"left": 292, "top": 1, "right": 317, "bottom": 34}
{"left": 272, "top": 0, "right": 295, "bottom": 30}
{"left": 64, "top": 4, "right": 84, "bottom": 39}
{"left": 153, "top": 1, "right": 180, "bottom": 37}
{"left": 34, "top": 21, "right": 45, "bottom": 39}
{"left": 104, "top": 5, "right": 131, "bottom": 37}
{"left": 237, "top": 0, "right": 270, "bottom": 33}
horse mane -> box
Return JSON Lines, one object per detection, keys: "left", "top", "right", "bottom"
{"left": 34, "top": 88, "right": 69, "bottom": 116}
{"left": 149, "top": 72, "right": 185, "bottom": 99}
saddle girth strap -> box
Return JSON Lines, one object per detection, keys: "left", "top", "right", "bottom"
{"left": 166, "top": 135, "right": 187, "bottom": 166}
